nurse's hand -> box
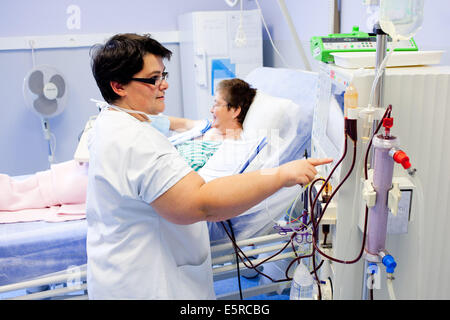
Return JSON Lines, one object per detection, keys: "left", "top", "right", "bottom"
{"left": 279, "top": 158, "right": 333, "bottom": 188}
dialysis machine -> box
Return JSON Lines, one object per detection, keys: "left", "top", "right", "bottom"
{"left": 312, "top": 63, "right": 450, "bottom": 299}
{"left": 310, "top": 1, "right": 450, "bottom": 299}
{"left": 178, "top": 9, "right": 262, "bottom": 120}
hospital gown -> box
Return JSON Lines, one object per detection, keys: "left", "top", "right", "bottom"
{"left": 176, "top": 140, "right": 222, "bottom": 172}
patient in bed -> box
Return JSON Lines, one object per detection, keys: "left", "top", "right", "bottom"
{"left": 175, "top": 78, "right": 256, "bottom": 171}
{"left": 1, "top": 71, "right": 308, "bottom": 248}
{"left": 171, "top": 78, "right": 305, "bottom": 245}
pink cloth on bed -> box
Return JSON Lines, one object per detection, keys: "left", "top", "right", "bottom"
{"left": 0, "top": 160, "right": 88, "bottom": 223}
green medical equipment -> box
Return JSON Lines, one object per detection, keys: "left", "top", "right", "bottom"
{"left": 310, "top": 26, "right": 418, "bottom": 63}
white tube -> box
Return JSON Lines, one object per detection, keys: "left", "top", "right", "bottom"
{"left": 254, "top": 0, "right": 291, "bottom": 68}
{"left": 410, "top": 173, "right": 425, "bottom": 298}
{"left": 367, "top": 38, "right": 398, "bottom": 109}
{"left": 276, "top": 0, "right": 312, "bottom": 71}
{"left": 387, "top": 277, "right": 396, "bottom": 300}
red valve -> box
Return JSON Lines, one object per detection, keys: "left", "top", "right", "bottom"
{"left": 393, "top": 150, "right": 411, "bottom": 170}
{"left": 382, "top": 117, "right": 394, "bottom": 137}
{"left": 383, "top": 118, "right": 393, "bottom": 129}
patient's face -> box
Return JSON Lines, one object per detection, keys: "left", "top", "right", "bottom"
{"left": 210, "top": 90, "right": 241, "bottom": 134}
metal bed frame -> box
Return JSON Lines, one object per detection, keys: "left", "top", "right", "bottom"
{"left": 0, "top": 66, "right": 318, "bottom": 300}
{"left": 0, "top": 227, "right": 306, "bottom": 300}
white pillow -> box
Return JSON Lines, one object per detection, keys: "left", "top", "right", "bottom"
{"left": 242, "top": 90, "right": 304, "bottom": 168}
{"left": 243, "top": 90, "right": 293, "bottom": 138}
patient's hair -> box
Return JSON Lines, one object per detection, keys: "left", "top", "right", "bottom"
{"left": 90, "top": 33, "right": 172, "bottom": 104}
{"left": 216, "top": 78, "right": 257, "bottom": 125}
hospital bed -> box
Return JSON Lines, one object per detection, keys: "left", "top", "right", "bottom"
{"left": 0, "top": 67, "right": 318, "bottom": 300}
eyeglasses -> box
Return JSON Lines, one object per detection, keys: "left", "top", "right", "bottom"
{"left": 131, "top": 72, "right": 168, "bottom": 86}
{"left": 212, "top": 102, "right": 231, "bottom": 109}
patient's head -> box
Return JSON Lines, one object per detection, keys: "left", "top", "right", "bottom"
{"left": 210, "top": 78, "right": 256, "bottom": 137}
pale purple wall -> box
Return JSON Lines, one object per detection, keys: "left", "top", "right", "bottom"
{"left": 0, "top": 0, "right": 256, "bottom": 36}
{"left": 1, "top": 0, "right": 449, "bottom": 175}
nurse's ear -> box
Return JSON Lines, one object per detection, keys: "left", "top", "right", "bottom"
{"left": 110, "top": 81, "right": 127, "bottom": 98}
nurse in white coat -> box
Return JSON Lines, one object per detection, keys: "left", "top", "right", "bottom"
{"left": 86, "top": 33, "right": 332, "bottom": 299}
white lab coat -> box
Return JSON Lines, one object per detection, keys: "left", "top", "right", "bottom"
{"left": 86, "top": 110, "right": 215, "bottom": 300}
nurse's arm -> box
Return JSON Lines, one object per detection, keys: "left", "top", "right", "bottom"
{"left": 150, "top": 158, "right": 332, "bottom": 225}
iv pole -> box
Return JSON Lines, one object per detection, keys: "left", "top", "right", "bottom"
{"left": 361, "top": 21, "right": 387, "bottom": 301}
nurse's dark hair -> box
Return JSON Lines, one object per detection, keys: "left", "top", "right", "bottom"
{"left": 216, "top": 78, "right": 257, "bottom": 125}
{"left": 90, "top": 33, "right": 172, "bottom": 104}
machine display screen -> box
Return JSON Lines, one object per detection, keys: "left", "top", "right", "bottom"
{"left": 326, "top": 96, "right": 345, "bottom": 153}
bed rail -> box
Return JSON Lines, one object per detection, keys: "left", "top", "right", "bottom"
{"left": 0, "top": 265, "right": 87, "bottom": 300}
{"left": 0, "top": 229, "right": 305, "bottom": 300}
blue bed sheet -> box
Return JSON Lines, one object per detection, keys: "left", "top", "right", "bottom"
{"left": 0, "top": 219, "right": 87, "bottom": 286}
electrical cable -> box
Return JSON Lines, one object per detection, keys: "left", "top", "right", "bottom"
{"left": 218, "top": 176, "right": 324, "bottom": 297}
{"left": 50, "top": 131, "right": 57, "bottom": 163}
{"left": 29, "top": 40, "right": 36, "bottom": 68}
{"left": 312, "top": 248, "right": 322, "bottom": 300}
{"left": 219, "top": 186, "right": 337, "bottom": 300}
{"left": 218, "top": 179, "right": 316, "bottom": 285}
{"left": 254, "top": 0, "right": 291, "bottom": 68}
{"left": 218, "top": 105, "right": 394, "bottom": 297}
{"left": 308, "top": 106, "right": 392, "bottom": 265}
{"left": 220, "top": 221, "right": 296, "bottom": 284}
{"left": 225, "top": 220, "right": 243, "bottom": 300}
{"left": 219, "top": 130, "right": 352, "bottom": 296}
{"left": 222, "top": 226, "right": 316, "bottom": 288}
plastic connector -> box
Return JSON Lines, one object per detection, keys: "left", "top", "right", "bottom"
{"left": 388, "top": 182, "right": 401, "bottom": 216}
{"left": 382, "top": 117, "right": 393, "bottom": 129}
{"left": 363, "top": 179, "right": 377, "bottom": 208}
{"left": 368, "top": 262, "right": 378, "bottom": 274}
{"left": 381, "top": 254, "right": 397, "bottom": 274}
{"left": 382, "top": 117, "right": 393, "bottom": 137}
{"left": 389, "top": 148, "right": 417, "bottom": 176}
{"left": 391, "top": 149, "right": 411, "bottom": 170}
{"left": 322, "top": 182, "right": 332, "bottom": 203}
